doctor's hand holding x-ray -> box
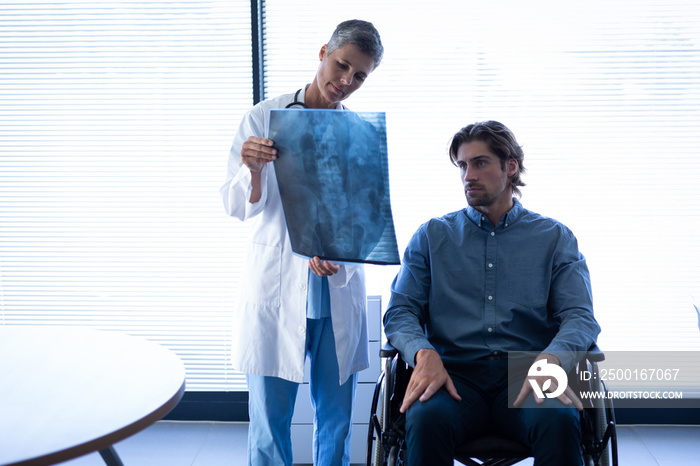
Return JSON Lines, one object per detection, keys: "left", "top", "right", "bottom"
{"left": 240, "top": 136, "right": 275, "bottom": 203}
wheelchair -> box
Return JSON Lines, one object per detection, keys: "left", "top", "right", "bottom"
{"left": 367, "top": 344, "right": 618, "bottom": 466}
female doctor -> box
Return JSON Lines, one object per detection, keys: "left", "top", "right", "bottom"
{"left": 219, "top": 20, "right": 384, "bottom": 466}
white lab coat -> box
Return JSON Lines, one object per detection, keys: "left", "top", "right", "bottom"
{"left": 219, "top": 87, "right": 369, "bottom": 385}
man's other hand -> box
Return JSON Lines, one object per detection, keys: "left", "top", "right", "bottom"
{"left": 513, "top": 353, "right": 583, "bottom": 411}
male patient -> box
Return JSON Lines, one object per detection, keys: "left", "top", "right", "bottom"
{"left": 384, "top": 120, "right": 601, "bottom": 466}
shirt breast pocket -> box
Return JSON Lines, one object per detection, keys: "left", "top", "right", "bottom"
{"left": 241, "top": 242, "right": 282, "bottom": 306}
{"left": 507, "top": 257, "right": 549, "bottom": 308}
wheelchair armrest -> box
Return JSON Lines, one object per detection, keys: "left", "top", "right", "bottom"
{"left": 381, "top": 341, "right": 605, "bottom": 363}
{"left": 585, "top": 343, "right": 605, "bottom": 363}
{"left": 380, "top": 341, "right": 399, "bottom": 359}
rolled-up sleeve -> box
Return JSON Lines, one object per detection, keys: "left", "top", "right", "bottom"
{"left": 328, "top": 263, "right": 365, "bottom": 289}
{"left": 219, "top": 104, "right": 268, "bottom": 221}
{"left": 220, "top": 163, "right": 269, "bottom": 220}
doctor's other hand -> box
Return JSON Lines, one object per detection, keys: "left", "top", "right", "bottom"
{"left": 241, "top": 136, "right": 277, "bottom": 173}
{"left": 309, "top": 257, "right": 340, "bottom": 277}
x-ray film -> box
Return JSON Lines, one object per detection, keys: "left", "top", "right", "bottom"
{"left": 268, "top": 109, "right": 400, "bottom": 265}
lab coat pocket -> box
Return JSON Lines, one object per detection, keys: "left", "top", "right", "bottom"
{"left": 241, "top": 242, "right": 282, "bottom": 306}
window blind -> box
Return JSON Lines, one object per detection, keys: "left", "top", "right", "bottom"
{"left": 0, "top": 0, "right": 253, "bottom": 391}
{"left": 3, "top": 0, "right": 700, "bottom": 396}
{"left": 263, "top": 0, "right": 700, "bottom": 364}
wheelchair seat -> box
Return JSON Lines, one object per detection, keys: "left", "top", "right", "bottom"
{"left": 367, "top": 343, "right": 618, "bottom": 466}
{"left": 455, "top": 436, "right": 530, "bottom": 466}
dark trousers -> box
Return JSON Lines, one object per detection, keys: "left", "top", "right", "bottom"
{"left": 405, "top": 360, "right": 582, "bottom": 466}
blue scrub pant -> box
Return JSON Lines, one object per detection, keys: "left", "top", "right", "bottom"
{"left": 246, "top": 317, "right": 357, "bottom": 466}
{"left": 405, "top": 360, "right": 582, "bottom": 466}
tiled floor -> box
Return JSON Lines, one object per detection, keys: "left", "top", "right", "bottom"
{"left": 59, "top": 422, "right": 249, "bottom": 466}
{"left": 58, "top": 422, "right": 699, "bottom": 466}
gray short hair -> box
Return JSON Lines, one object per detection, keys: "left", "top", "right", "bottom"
{"left": 327, "top": 20, "right": 384, "bottom": 68}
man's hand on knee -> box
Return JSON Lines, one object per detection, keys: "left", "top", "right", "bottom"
{"left": 400, "top": 348, "right": 461, "bottom": 413}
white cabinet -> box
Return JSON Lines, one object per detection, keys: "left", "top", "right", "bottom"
{"left": 291, "top": 295, "right": 382, "bottom": 465}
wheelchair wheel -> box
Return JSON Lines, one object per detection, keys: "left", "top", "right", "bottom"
{"left": 367, "top": 360, "right": 409, "bottom": 466}
{"left": 600, "top": 380, "right": 618, "bottom": 466}
{"left": 371, "top": 381, "right": 386, "bottom": 465}
{"left": 387, "top": 444, "right": 400, "bottom": 466}
{"left": 367, "top": 372, "right": 385, "bottom": 466}
{"left": 590, "top": 372, "right": 610, "bottom": 466}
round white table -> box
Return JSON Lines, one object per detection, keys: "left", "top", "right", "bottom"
{"left": 0, "top": 326, "right": 186, "bottom": 466}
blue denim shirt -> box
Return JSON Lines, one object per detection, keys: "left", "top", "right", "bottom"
{"left": 384, "top": 199, "right": 600, "bottom": 373}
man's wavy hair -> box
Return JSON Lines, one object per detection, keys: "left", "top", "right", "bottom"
{"left": 448, "top": 120, "right": 526, "bottom": 197}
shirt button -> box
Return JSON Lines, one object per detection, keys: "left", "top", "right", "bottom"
{"left": 490, "top": 231, "right": 495, "bottom": 236}
{"left": 488, "top": 263, "right": 493, "bottom": 268}
{"left": 488, "top": 295, "right": 493, "bottom": 301}
{"left": 487, "top": 327, "right": 493, "bottom": 332}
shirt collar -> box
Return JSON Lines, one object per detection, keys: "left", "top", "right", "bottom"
{"left": 298, "top": 84, "right": 309, "bottom": 106}
{"left": 465, "top": 198, "right": 524, "bottom": 229}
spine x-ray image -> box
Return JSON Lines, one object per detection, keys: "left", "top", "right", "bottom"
{"left": 268, "top": 109, "right": 399, "bottom": 265}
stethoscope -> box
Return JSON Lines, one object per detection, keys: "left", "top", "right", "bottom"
{"left": 285, "top": 88, "right": 309, "bottom": 109}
